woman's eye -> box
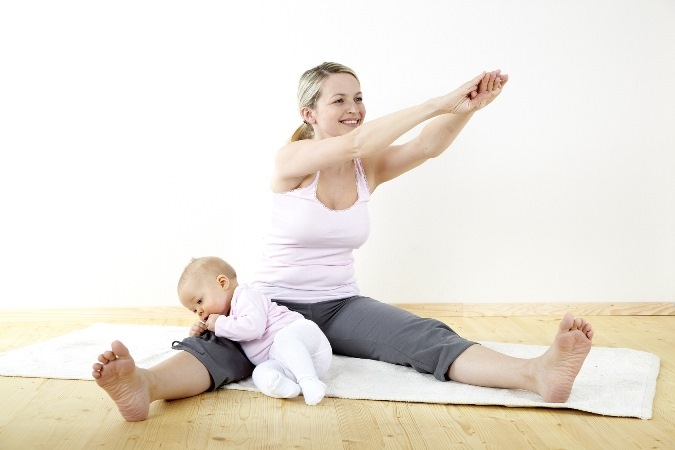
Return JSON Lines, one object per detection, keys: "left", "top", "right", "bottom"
{"left": 334, "top": 98, "right": 344, "bottom": 103}
{"left": 355, "top": 97, "right": 363, "bottom": 102}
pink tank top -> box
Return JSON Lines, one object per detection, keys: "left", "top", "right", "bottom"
{"left": 251, "top": 159, "right": 371, "bottom": 302}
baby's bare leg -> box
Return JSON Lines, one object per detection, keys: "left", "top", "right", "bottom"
{"left": 448, "top": 313, "right": 594, "bottom": 403}
{"left": 92, "top": 340, "right": 210, "bottom": 421}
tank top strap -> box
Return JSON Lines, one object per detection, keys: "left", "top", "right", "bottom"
{"left": 354, "top": 159, "right": 371, "bottom": 198}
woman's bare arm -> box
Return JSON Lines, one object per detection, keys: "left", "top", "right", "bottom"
{"left": 272, "top": 71, "right": 503, "bottom": 192}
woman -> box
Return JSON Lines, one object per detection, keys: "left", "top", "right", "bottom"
{"left": 93, "top": 63, "right": 594, "bottom": 422}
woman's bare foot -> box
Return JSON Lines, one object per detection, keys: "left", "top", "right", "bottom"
{"left": 92, "top": 340, "right": 152, "bottom": 422}
{"left": 536, "top": 313, "right": 594, "bottom": 403}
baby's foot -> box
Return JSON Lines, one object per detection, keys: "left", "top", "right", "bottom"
{"left": 252, "top": 364, "right": 301, "bottom": 399}
{"left": 299, "top": 378, "right": 327, "bottom": 406}
{"left": 92, "top": 340, "right": 152, "bottom": 421}
{"left": 260, "top": 372, "right": 301, "bottom": 399}
{"left": 537, "top": 313, "right": 594, "bottom": 403}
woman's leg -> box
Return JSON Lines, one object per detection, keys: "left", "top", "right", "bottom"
{"left": 93, "top": 332, "right": 254, "bottom": 421}
{"left": 281, "top": 297, "right": 475, "bottom": 381}
{"left": 448, "top": 313, "right": 593, "bottom": 402}
{"left": 92, "top": 340, "right": 210, "bottom": 422}
{"left": 279, "top": 297, "right": 594, "bottom": 403}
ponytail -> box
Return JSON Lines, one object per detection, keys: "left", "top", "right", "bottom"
{"left": 290, "top": 122, "right": 314, "bottom": 142}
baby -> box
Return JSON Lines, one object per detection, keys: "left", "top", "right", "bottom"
{"left": 177, "top": 256, "right": 332, "bottom": 405}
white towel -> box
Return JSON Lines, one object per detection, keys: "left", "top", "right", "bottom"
{"left": 0, "top": 323, "right": 659, "bottom": 419}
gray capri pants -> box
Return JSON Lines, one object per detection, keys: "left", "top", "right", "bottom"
{"left": 171, "top": 331, "right": 254, "bottom": 391}
{"left": 172, "top": 296, "right": 475, "bottom": 390}
{"left": 277, "top": 296, "right": 476, "bottom": 381}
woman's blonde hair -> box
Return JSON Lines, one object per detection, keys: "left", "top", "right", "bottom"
{"left": 290, "top": 62, "right": 359, "bottom": 142}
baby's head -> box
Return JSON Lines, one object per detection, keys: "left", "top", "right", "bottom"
{"left": 177, "top": 256, "right": 238, "bottom": 319}
{"left": 178, "top": 256, "right": 236, "bottom": 289}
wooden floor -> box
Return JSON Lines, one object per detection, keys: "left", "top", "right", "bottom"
{"left": 0, "top": 306, "right": 673, "bottom": 449}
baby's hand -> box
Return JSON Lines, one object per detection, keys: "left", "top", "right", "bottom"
{"left": 189, "top": 321, "right": 207, "bottom": 337}
{"left": 205, "top": 314, "right": 220, "bottom": 332}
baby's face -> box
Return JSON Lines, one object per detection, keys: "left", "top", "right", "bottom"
{"left": 178, "top": 275, "right": 232, "bottom": 322}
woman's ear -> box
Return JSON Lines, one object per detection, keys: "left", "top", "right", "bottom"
{"left": 217, "top": 274, "right": 230, "bottom": 290}
{"left": 300, "top": 107, "right": 315, "bottom": 124}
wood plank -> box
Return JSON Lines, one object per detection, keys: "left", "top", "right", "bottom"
{"left": 1, "top": 301, "right": 672, "bottom": 329}
{"left": 395, "top": 301, "right": 675, "bottom": 317}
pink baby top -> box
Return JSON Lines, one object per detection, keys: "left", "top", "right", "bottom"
{"left": 214, "top": 284, "right": 304, "bottom": 365}
{"left": 251, "top": 159, "right": 371, "bottom": 302}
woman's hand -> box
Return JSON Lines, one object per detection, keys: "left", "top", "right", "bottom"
{"left": 189, "top": 321, "right": 207, "bottom": 337}
{"left": 440, "top": 70, "right": 508, "bottom": 114}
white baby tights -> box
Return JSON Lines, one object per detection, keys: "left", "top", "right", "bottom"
{"left": 252, "top": 319, "right": 332, "bottom": 405}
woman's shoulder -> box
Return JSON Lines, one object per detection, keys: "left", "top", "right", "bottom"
{"left": 270, "top": 171, "right": 317, "bottom": 194}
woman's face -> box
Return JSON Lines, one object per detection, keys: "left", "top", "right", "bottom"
{"left": 306, "top": 73, "right": 366, "bottom": 139}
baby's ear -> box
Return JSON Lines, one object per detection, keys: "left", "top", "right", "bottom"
{"left": 217, "top": 274, "right": 230, "bottom": 289}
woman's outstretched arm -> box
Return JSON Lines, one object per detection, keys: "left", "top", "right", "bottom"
{"left": 365, "top": 71, "right": 508, "bottom": 189}
{"left": 273, "top": 71, "right": 505, "bottom": 191}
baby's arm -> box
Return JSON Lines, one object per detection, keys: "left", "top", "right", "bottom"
{"left": 210, "top": 291, "right": 269, "bottom": 342}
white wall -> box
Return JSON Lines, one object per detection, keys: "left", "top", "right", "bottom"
{"left": 1, "top": 1, "right": 673, "bottom": 308}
